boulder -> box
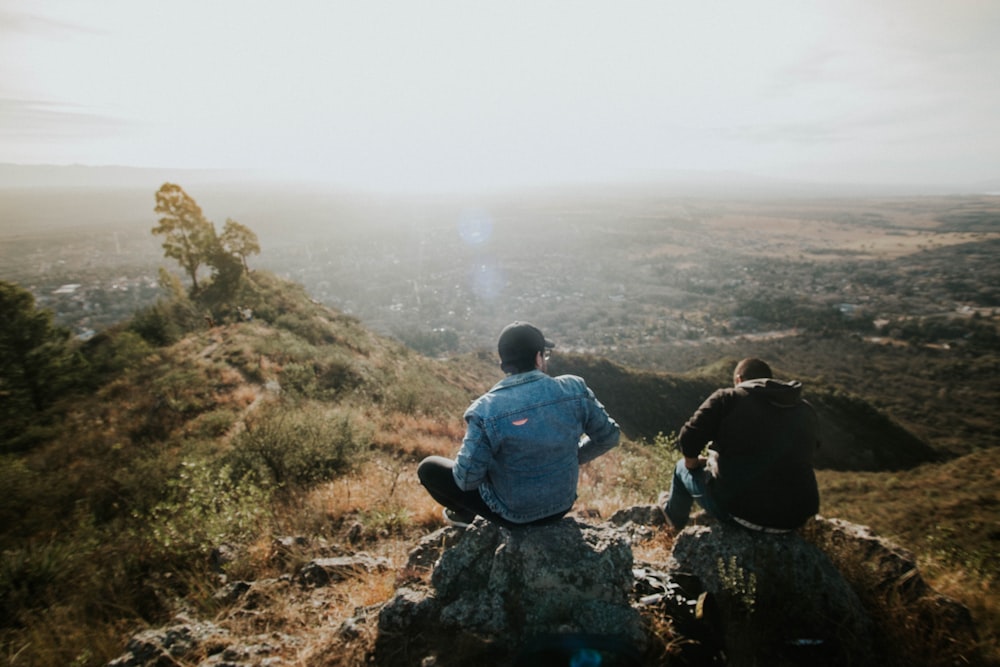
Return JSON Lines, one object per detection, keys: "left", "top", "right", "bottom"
{"left": 661, "top": 516, "right": 982, "bottom": 666}
{"left": 374, "top": 518, "right": 644, "bottom": 666}
{"left": 667, "top": 519, "right": 874, "bottom": 666}
{"left": 801, "top": 517, "right": 980, "bottom": 666}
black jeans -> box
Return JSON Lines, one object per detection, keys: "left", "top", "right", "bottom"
{"left": 417, "top": 455, "right": 568, "bottom": 529}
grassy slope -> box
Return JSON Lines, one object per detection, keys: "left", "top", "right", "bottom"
{"left": 1, "top": 276, "right": 996, "bottom": 665}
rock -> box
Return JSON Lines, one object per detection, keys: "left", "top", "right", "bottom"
{"left": 105, "top": 610, "right": 301, "bottom": 666}
{"left": 667, "top": 519, "right": 875, "bottom": 666}
{"left": 608, "top": 503, "right": 667, "bottom": 529}
{"left": 802, "top": 517, "right": 981, "bottom": 666}
{"left": 664, "top": 516, "right": 981, "bottom": 667}
{"left": 108, "top": 511, "right": 981, "bottom": 667}
{"left": 607, "top": 503, "right": 667, "bottom": 543}
{"left": 213, "top": 581, "right": 252, "bottom": 605}
{"left": 374, "top": 518, "right": 644, "bottom": 666}
{"left": 297, "top": 553, "right": 391, "bottom": 587}
{"left": 106, "top": 619, "right": 228, "bottom": 667}
{"left": 404, "top": 526, "right": 466, "bottom": 571}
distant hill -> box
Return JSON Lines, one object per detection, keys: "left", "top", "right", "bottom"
{"left": 2, "top": 162, "right": 992, "bottom": 197}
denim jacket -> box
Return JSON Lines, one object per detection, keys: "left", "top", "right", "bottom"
{"left": 453, "top": 370, "right": 620, "bottom": 523}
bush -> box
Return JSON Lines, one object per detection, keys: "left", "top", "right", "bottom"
{"left": 615, "top": 433, "right": 679, "bottom": 498}
{"left": 253, "top": 330, "right": 319, "bottom": 365}
{"left": 275, "top": 312, "right": 337, "bottom": 345}
{"left": 81, "top": 330, "right": 153, "bottom": 379}
{"left": 143, "top": 459, "right": 272, "bottom": 562}
{"left": 0, "top": 538, "right": 81, "bottom": 625}
{"left": 278, "top": 358, "right": 362, "bottom": 400}
{"left": 279, "top": 362, "right": 319, "bottom": 397}
{"left": 226, "top": 403, "right": 370, "bottom": 489}
{"left": 129, "top": 300, "right": 194, "bottom": 346}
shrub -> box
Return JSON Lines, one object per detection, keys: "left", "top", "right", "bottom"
{"left": 129, "top": 301, "right": 184, "bottom": 346}
{"left": 254, "top": 330, "right": 319, "bottom": 365}
{"left": 279, "top": 362, "right": 319, "bottom": 397}
{"left": 81, "top": 330, "right": 153, "bottom": 379}
{"left": 381, "top": 363, "right": 469, "bottom": 416}
{"left": 0, "top": 455, "right": 43, "bottom": 540}
{"left": 142, "top": 459, "right": 272, "bottom": 562}
{"left": 275, "top": 312, "right": 336, "bottom": 346}
{"left": 187, "top": 408, "right": 238, "bottom": 439}
{"left": 0, "top": 538, "right": 81, "bottom": 624}
{"left": 615, "top": 433, "right": 678, "bottom": 498}
{"left": 316, "top": 355, "right": 363, "bottom": 397}
{"left": 226, "top": 403, "right": 370, "bottom": 489}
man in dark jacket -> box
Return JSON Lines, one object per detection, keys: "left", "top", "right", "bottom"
{"left": 661, "top": 357, "right": 820, "bottom": 532}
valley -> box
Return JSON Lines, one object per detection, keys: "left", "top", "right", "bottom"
{"left": 3, "top": 184, "right": 998, "bottom": 456}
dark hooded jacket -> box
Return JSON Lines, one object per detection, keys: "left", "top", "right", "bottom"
{"left": 677, "top": 378, "right": 820, "bottom": 530}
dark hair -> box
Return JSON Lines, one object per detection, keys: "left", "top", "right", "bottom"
{"left": 506, "top": 356, "right": 539, "bottom": 374}
{"left": 735, "top": 357, "right": 772, "bottom": 382}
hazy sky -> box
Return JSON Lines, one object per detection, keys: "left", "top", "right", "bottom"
{"left": 2, "top": 1, "right": 998, "bottom": 192}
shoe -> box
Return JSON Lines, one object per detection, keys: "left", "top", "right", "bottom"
{"left": 443, "top": 508, "right": 473, "bottom": 529}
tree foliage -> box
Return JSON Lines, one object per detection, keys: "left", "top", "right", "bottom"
{"left": 152, "top": 183, "right": 217, "bottom": 292}
{"left": 220, "top": 218, "right": 260, "bottom": 273}
{"left": 151, "top": 184, "right": 263, "bottom": 316}
{"left": 0, "top": 281, "right": 82, "bottom": 443}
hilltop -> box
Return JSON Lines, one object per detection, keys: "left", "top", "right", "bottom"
{"left": 1, "top": 270, "right": 997, "bottom": 665}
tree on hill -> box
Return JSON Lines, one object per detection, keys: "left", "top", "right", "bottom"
{"left": 152, "top": 185, "right": 262, "bottom": 305}
{"left": 220, "top": 218, "right": 260, "bottom": 273}
{"left": 153, "top": 183, "right": 216, "bottom": 292}
{"left": 0, "top": 281, "right": 83, "bottom": 443}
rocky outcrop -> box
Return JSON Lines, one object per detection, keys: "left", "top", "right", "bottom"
{"left": 374, "top": 517, "right": 644, "bottom": 666}
{"left": 369, "top": 512, "right": 979, "bottom": 667}
{"left": 105, "top": 613, "right": 296, "bottom": 667}
{"left": 802, "top": 517, "right": 980, "bottom": 666}
{"left": 666, "top": 519, "right": 875, "bottom": 666}
{"left": 105, "top": 513, "right": 979, "bottom": 667}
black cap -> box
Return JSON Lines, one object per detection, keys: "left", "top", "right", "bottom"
{"left": 498, "top": 321, "right": 554, "bottom": 373}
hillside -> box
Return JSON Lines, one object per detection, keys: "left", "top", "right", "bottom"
{"left": 1, "top": 272, "right": 997, "bottom": 666}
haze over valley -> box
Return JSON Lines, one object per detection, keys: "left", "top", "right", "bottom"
{"left": 3, "top": 169, "right": 998, "bottom": 460}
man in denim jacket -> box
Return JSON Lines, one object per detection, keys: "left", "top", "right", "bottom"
{"left": 418, "top": 321, "right": 621, "bottom": 528}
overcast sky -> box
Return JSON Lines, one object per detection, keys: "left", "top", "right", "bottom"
{"left": 2, "top": 0, "right": 998, "bottom": 193}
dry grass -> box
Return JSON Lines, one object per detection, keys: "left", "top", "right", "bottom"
{"left": 817, "top": 454, "right": 1000, "bottom": 666}
{"left": 920, "top": 556, "right": 1000, "bottom": 665}
{"left": 371, "top": 411, "right": 464, "bottom": 459}
{"left": 576, "top": 441, "right": 675, "bottom": 520}
{"left": 209, "top": 557, "right": 400, "bottom": 667}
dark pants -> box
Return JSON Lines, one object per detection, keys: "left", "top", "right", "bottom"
{"left": 417, "top": 455, "right": 568, "bottom": 529}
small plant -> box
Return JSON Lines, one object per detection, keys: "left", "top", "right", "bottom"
{"left": 717, "top": 555, "right": 758, "bottom": 614}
